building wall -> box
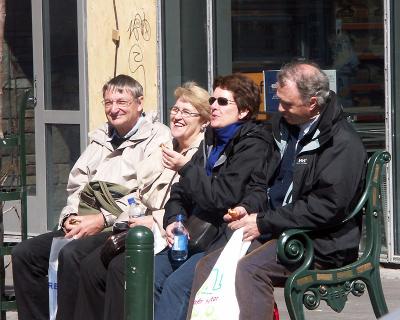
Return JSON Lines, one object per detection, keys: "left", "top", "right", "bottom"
{"left": 86, "top": 0, "right": 158, "bottom": 131}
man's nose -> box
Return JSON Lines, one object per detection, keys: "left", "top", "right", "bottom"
{"left": 109, "top": 103, "right": 120, "bottom": 114}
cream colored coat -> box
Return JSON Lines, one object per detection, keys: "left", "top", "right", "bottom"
{"left": 58, "top": 115, "right": 171, "bottom": 227}
{"left": 115, "top": 133, "right": 203, "bottom": 251}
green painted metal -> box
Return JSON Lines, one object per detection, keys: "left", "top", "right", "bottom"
{"left": 0, "top": 191, "right": 20, "bottom": 202}
{"left": 0, "top": 90, "right": 30, "bottom": 316}
{"left": 125, "top": 226, "right": 154, "bottom": 320}
{"left": 0, "top": 301, "right": 16, "bottom": 311}
{"left": 0, "top": 243, "right": 15, "bottom": 256}
{"left": 0, "top": 136, "right": 18, "bottom": 147}
{"left": 277, "top": 150, "right": 390, "bottom": 320}
{"left": 0, "top": 90, "right": 28, "bottom": 240}
{"left": 19, "top": 91, "right": 28, "bottom": 241}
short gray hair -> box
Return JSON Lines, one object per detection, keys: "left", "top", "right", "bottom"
{"left": 277, "top": 61, "right": 330, "bottom": 107}
{"left": 102, "top": 74, "right": 143, "bottom": 99}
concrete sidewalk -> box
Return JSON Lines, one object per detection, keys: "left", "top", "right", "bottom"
{"left": 5, "top": 266, "right": 400, "bottom": 319}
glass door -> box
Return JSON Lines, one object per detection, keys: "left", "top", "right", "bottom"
{"left": 214, "top": 0, "right": 390, "bottom": 258}
{"left": 31, "top": 0, "right": 87, "bottom": 233}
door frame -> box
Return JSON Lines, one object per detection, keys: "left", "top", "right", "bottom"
{"left": 30, "top": 0, "right": 88, "bottom": 234}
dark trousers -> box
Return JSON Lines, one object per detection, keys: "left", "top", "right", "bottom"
{"left": 75, "top": 248, "right": 204, "bottom": 320}
{"left": 187, "top": 240, "right": 299, "bottom": 320}
{"left": 74, "top": 247, "right": 125, "bottom": 320}
{"left": 154, "top": 249, "right": 205, "bottom": 320}
{"left": 11, "top": 230, "right": 110, "bottom": 320}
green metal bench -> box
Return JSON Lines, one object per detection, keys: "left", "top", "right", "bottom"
{"left": 276, "top": 150, "right": 391, "bottom": 319}
{"left": 0, "top": 90, "right": 30, "bottom": 318}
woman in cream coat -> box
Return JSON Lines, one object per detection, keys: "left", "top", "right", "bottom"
{"left": 73, "top": 82, "right": 211, "bottom": 320}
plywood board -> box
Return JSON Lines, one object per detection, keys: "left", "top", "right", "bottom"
{"left": 87, "top": 0, "right": 158, "bottom": 131}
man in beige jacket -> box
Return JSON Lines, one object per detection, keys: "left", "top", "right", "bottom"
{"left": 11, "top": 74, "right": 171, "bottom": 320}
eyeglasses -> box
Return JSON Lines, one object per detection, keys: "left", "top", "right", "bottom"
{"left": 208, "top": 97, "right": 236, "bottom": 106}
{"left": 102, "top": 99, "right": 133, "bottom": 108}
{"left": 170, "top": 106, "right": 200, "bottom": 118}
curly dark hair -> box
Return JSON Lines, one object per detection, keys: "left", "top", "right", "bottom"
{"left": 213, "top": 73, "right": 260, "bottom": 120}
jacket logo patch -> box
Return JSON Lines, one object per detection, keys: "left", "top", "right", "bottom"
{"left": 296, "top": 158, "right": 308, "bottom": 165}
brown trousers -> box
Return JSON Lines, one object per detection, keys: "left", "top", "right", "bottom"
{"left": 186, "top": 240, "right": 300, "bottom": 320}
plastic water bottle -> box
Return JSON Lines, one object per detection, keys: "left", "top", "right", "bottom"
{"left": 171, "top": 214, "right": 188, "bottom": 261}
{"left": 128, "top": 197, "right": 145, "bottom": 218}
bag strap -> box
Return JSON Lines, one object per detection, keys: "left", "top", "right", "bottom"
{"left": 159, "top": 171, "right": 178, "bottom": 209}
{"left": 93, "top": 181, "right": 124, "bottom": 216}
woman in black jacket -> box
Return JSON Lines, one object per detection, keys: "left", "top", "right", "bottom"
{"left": 154, "top": 74, "right": 272, "bottom": 320}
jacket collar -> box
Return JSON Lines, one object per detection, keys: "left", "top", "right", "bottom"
{"left": 90, "top": 117, "right": 155, "bottom": 151}
{"left": 272, "top": 91, "right": 343, "bottom": 154}
{"left": 202, "top": 120, "right": 270, "bottom": 169}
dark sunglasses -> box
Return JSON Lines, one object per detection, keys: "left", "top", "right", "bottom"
{"left": 208, "top": 96, "right": 236, "bottom": 106}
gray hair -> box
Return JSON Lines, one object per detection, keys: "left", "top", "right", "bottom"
{"left": 102, "top": 74, "right": 143, "bottom": 99}
{"left": 277, "top": 61, "right": 330, "bottom": 107}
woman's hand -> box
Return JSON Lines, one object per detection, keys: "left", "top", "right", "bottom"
{"left": 161, "top": 147, "right": 190, "bottom": 171}
{"left": 128, "top": 215, "right": 154, "bottom": 230}
{"left": 165, "top": 222, "right": 176, "bottom": 247}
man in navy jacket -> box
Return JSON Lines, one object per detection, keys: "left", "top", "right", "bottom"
{"left": 189, "top": 61, "right": 367, "bottom": 320}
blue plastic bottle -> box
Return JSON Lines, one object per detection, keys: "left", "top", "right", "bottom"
{"left": 171, "top": 214, "right": 188, "bottom": 261}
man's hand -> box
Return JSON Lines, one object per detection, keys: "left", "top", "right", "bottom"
{"left": 228, "top": 213, "right": 261, "bottom": 241}
{"left": 62, "top": 215, "right": 78, "bottom": 233}
{"left": 128, "top": 215, "right": 154, "bottom": 230}
{"left": 64, "top": 214, "right": 104, "bottom": 239}
{"left": 223, "top": 206, "right": 247, "bottom": 222}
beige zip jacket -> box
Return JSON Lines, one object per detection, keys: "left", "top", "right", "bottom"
{"left": 58, "top": 115, "right": 171, "bottom": 228}
{"left": 115, "top": 133, "right": 203, "bottom": 252}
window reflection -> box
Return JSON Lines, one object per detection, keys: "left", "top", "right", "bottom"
{"left": 4, "top": 0, "right": 35, "bottom": 195}
{"left": 43, "top": 0, "right": 79, "bottom": 111}
{"left": 231, "top": 0, "right": 385, "bottom": 152}
{"left": 45, "top": 124, "right": 80, "bottom": 228}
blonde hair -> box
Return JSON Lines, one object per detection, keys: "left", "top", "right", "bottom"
{"left": 174, "top": 82, "right": 211, "bottom": 122}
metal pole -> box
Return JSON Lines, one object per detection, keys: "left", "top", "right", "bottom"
{"left": 125, "top": 226, "right": 154, "bottom": 320}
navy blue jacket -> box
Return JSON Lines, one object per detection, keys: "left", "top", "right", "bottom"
{"left": 241, "top": 92, "right": 367, "bottom": 267}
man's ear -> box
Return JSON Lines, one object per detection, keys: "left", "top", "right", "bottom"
{"left": 238, "top": 108, "right": 250, "bottom": 120}
{"left": 136, "top": 96, "right": 144, "bottom": 112}
{"left": 309, "top": 96, "right": 319, "bottom": 115}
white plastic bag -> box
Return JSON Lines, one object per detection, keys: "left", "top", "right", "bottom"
{"left": 190, "top": 228, "right": 251, "bottom": 320}
{"left": 48, "top": 237, "right": 73, "bottom": 320}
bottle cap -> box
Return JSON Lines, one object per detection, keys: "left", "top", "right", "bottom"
{"left": 128, "top": 197, "right": 136, "bottom": 205}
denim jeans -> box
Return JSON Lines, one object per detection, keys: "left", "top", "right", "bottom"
{"left": 154, "top": 249, "right": 205, "bottom": 320}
